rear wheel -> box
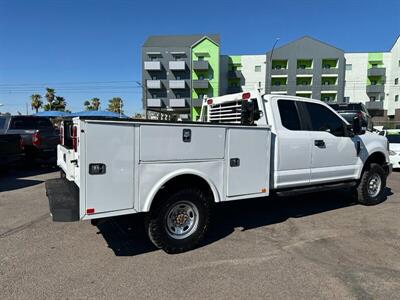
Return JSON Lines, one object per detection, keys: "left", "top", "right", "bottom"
{"left": 356, "top": 163, "right": 386, "bottom": 205}
{"left": 145, "top": 188, "right": 211, "bottom": 254}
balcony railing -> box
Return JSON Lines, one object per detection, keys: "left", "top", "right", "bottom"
{"left": 228, "top": 70, "right": 242, "bottom": 78}
{"left": 169, "top": 98, "right": 187, "bottom": 108}
{"left": 320, "top": 84, "right": 338, "bottom": 91}
{"left": 367, "top": 67, "right": 386, "bottom": 77}
{"left": 296, "top": 69, "right": 313, "bottom": 75}
{"left": 192, "top": 80, "right": 209, "bottom": 89}
{"left": 296, "top": 85, "right": 313, "bottom": 91}
{"left": 365, "top": 101, "right": 384, "bottom": 110}
{"left": 366, "top": 84, "right": 384, "bottom": 93}
{"left": 271, "top": 85, "right": 287, "bottom": 91}
{"left": 193, "top": 61, "right": 209, "bottom": 70}
{"left": 321, "top": 68, "right": 339, "bottom": 74}
{"left": 169, "top": 61, "right": 186, "bottom": 71}
{"left": 147, "top": 98, "right": 162, "bottom": 107}
{"left": 147, "top": 80, "right": 162, "bottom": 89}
{"left": 169, "top": 80, "right": 186, "bottom": 89}
{"left": 271, "top": 69, "right": 288, "bottom": 75}
{"left": 144, "top": 61, "right": 161, "bottom": 71}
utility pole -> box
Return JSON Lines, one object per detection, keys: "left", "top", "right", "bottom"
{"left": 135, "top": 81, "right": 148, "bottom": 119}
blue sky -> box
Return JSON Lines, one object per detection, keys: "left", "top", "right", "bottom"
{"left": 1, "top": 0, "right": 399, "bottom": 115}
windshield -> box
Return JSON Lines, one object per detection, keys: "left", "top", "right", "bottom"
{"left": 387, "top": 133, "right": 400, "bottom": 144}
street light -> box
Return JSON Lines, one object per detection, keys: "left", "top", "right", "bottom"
{"left": 135, "top": 81, "right": 148, "bottom": 119}
{"left": 267, "top": 37, "right": 280, "bottom": 93}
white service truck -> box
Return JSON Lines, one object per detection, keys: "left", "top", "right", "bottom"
{"left": 46, "top": 90, "right": 392, "bottom": 253}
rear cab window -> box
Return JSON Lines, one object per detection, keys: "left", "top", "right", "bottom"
{"left": 10, "top": 117, "right": 54, "bottom": 130}
{"left": 277, "top": 99, "right": 301, "bottom": 130}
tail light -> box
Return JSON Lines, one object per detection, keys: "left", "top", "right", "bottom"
{"left": 32, "top": 131, "right": 41, "bottom": 148}
{"left": 19, "top": 137, "right": 25, "bottom": 151}
{"left": 207, "top": 99, "right": 213, "bottom": 105}
{"left": 60, "top": 125, "right": 64, "bottom": 145}
{"left": 72, "top": 125, "right": 78, "bottom": 152}
{"left": 242, "top": 92, "right": 251, "bottom": 100}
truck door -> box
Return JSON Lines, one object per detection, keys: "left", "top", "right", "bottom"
{"left": 274, "top": 99, "right": 312, "bottom": 188}
{"left": 85, "top": 122, "right": 135, "bottom": 214}
{"left": 302, "top": 102, "right": 360, "bottom": 183}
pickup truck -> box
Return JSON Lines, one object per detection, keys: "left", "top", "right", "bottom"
{"left": 0, "top": 133, "right": 24, "bottom": 169}
{"left": 0, "top": 115, "right": 59, "bottom": 163}
{"left": 46, "top": 90, "right": 392, "bottom": 253}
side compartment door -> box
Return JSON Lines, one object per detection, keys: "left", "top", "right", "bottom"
{"left": 85, "top": 122, "right": 135, "bottom": 214}
{"left": 226, "top": 128, "right": 270, "bottom": 197}
{"left": 274, "top": 99, "right": 312, "bottom": 188}
{"left": 302, "top": 102, "right": 360, "bottom": 183}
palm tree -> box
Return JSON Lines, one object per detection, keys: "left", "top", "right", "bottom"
{"left": 54, "top": 96, "right": 66, "bottom": 111}
{"left": 45, "top": 88, "right": 55, "bottom": 110}
{"left": 107, "top": 97, "right": 123, "bottom": 113}
{"left": 84, "top": 100, "right": 91, "bottom": 110}
{"left": 30, "top": 94, "right": 43, "bottom": 113}
{"left": 91, "top": 98, "right": 100, "bottom": 111}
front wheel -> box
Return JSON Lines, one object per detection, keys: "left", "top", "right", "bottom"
{"left": 356, "top": 163, "right": 387, "bottom": 205}
{"left": 145, "top": 188, "right": 211, "bottom": 254}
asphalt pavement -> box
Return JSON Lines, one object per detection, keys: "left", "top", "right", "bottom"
{"left": 1, "top": 168, "right": 400, "bottom": 299}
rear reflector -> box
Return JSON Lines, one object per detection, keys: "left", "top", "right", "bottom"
{"left": 86, "top": 208, "right": 95, "bottom": 214}
{"left": 207, "top": 99, "right": 213, "bottom": 105}
{"left": 32, "top": 131, "right": 41, "bottom": 148}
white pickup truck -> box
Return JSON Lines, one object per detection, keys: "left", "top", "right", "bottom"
{"left": 46, "top": 90, "right": 392, "bottom": 253}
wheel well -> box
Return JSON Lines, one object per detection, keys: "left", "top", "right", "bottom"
{"left": 150, "top": 174, "right": 215, "bottom": 211}
{"left": 363, "top": 152, "right": 386, "bottom": 171}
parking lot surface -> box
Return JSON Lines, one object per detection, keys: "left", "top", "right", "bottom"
{"left": 1, "top": 168, "right": 400, "bottom": 299}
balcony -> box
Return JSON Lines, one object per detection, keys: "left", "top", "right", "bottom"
{"left": 169, "top": 80, "right": 186, "bottom": 89}
{"left": 366, "top": 84, "right": 384, "bottom": 93}
{"left": 147, "top": 98, "right": 162, "bottom": 107}
{"left": 227, "top": 86, "right": 242, "bottom": 94}
{"left": 365, "top": 101, "right": 384, "bottom": 110}
{"left": 320, "top": 84, "right": 338, "bottom": 91}
{"left": 144, "top": 61, "right": 161, "bottom": 71}
{"left": 271, "top": 68, "right": 288, "bottom": 75}
{"left": 169, "top": 98, "right": 187, "bottom": 108}
{"left": 321, "top": 68, "right": 339, "bottom": 74}
{"left": 169, "top": 61, "right": 186, "bottom": 71}
{"left": 296, "top": 69, "right": 313, "bottom": 75}
{"left": 367, "top": 67, "right": 386, "bottom": 77}
{"left": 296, "top": 85, "right": 313, "bottom": 91}
{"left": 271, "top": 85, "right": 287, "bottom": 92}
{"left": 193, "top": 60, "right": 209, "bottom": 70}
{"left": 228, "top": 70, "right": 242, "bottom": 78}
{"left": 193, "top": 80, "right": 209, "bottom": 89}
{"left": 147, "top": 80, "right": 162, "bottom": 89}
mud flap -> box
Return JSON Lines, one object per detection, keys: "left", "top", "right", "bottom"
{"left": 45, "top": 178, "right": 80, "bottom": 222}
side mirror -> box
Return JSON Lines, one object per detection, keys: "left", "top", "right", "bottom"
{"left": 352, "top": 116, "right": 366, "bottom": 135}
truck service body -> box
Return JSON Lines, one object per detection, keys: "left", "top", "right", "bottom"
{"left": 46, "top": 91, "right": 392, "bottom": 253}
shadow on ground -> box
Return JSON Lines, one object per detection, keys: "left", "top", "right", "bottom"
{"left": 96, "top": 187, "right": 392, "bottom": 256}
{"left": 0, "top": 165, "right": 58, "bottom": 192}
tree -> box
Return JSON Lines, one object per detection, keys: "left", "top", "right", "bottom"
{"left": 53, "top": 96, "right": 66, "bottom": 111}
{"left": 84, "top": 100, "right": 92, "bottom": 110}
{"left": 30, "top": 94, "right": 43, "bottom": 113}
{"left": 84, "top": 98, "right": 101, "bottom": 111}
{"left": 45, "top": 88, "right": 55, "bottom": 110}
{"left": 107, "top": 97, "right": 123, "bottom": 114}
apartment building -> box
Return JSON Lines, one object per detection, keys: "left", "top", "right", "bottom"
{"left": 142, "top": 34, "right": 400, "bottom": 121}
{"left": 345, "top": 36, "right": 400, "bottom": 119}
{"left": 142, "top": 34, "right": 220, "bottom": 120}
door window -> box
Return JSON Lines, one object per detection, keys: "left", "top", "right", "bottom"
{"left": 278, "top": 100, "right": 301, "bottom": 131}
{"left": 305, "top": 102, "right": 346, "bottom": 136}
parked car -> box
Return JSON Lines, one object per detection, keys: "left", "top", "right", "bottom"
{"left": 0, "top": 115, "right": 59, "bottom": 163}
{"left": 379, "top": 129, "right": 400, "bottom": 169}
{"left": 46, "top": 91, "right": 391, "bottom": 253}
{"left": 0, "top": 133, "right": 25, "bottom": 169}
{"left": 328, "top": 102, "right": 373, "bottom": 131}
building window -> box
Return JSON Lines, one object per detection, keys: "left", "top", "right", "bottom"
{"left": 198, "top": 94, "right": 204, "bottom": 100}
{"left": 199, "top": 75, "right": 204, "bottom": 80}
{"left": 198, "top": 56, "right": 204, "bottom": 61}
{"left": 152, "top": 76, "right": 157, "bottom": 80}
{"left": 176, "top": 75, "right": 181, "bottom": 80}
{"left": 255, "top": 65, "right": 261, "bottom": 72}
{"left": 152, "top": 94, "right": 157, "bottom": 98}
{"left": 345, "top": 64, "right": 352, "bottom": 70}
{"left": 344, "top": 97, "right": 350, "bottom": 102}
{"left": 396, "top": 95, "right": 399, "bottom": 102}
{"left": 371, "top": 63, "right": 378, "bottom": 67}
{"left": 150, "top": 56, "right": 157, "bottom": 61}
{"left": 175, "top": 56, "right": 181, "bottom": 61}
{"left": 395, "top": 78, "right": 399, "bottom": 85}
{"left": 370, "top": 96, "right": 376, "bottom": 101}
{"left": 176, "top": 94, "right": 181, "bottom": 98}
{"left": 371, "top": 80, "right": 377, "bottom": 85}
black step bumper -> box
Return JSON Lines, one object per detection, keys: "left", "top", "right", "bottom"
{"left": 45, "top": 178, "right": 80, "bottom": 222}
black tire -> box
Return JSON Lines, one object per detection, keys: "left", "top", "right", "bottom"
{"left": 356, "top": 163, "right": 386, "bottom": 205}
{"left": 145, "top": 188, "right": 211, "bottom": 254}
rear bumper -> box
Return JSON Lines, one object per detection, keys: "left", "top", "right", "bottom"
{"left": 45, "top": 178, "right": 80, "bottom": 222}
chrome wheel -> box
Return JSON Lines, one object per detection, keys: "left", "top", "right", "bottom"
{"left": 165, "top": 201, "right": 199, "bottom": 239}
{"left": 367, "top": 174, "right": 382, "bottom": 198}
